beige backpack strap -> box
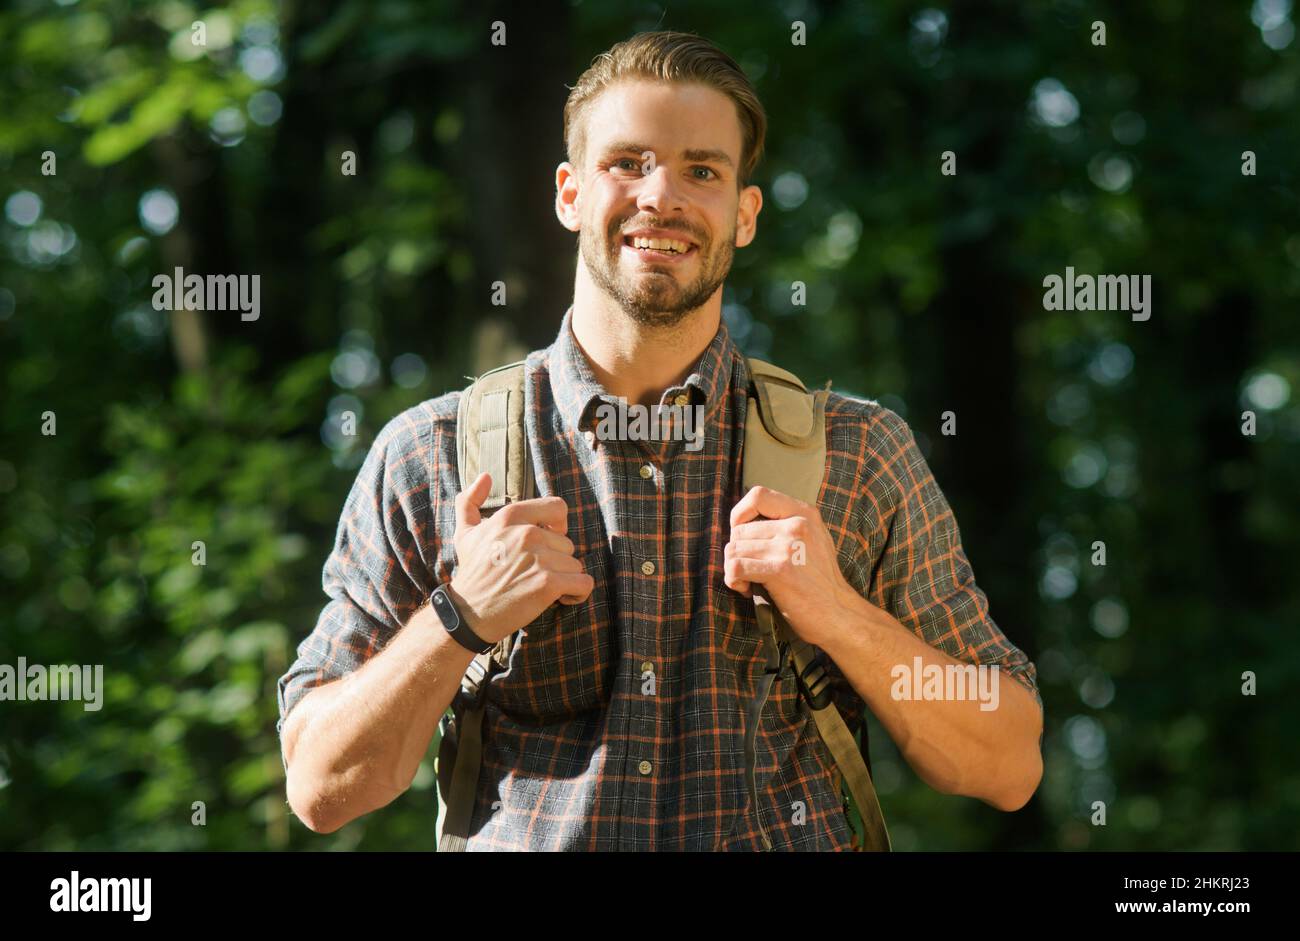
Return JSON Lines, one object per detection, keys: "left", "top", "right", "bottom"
{"left": 436, "top": 657, "right": 489, "bottom": 852}
{"left": 455, "top": 360, "right": 534, "bottom": 510}
{"left": 437, "top": 362, "right": 533, "bottom": 852}
{"left": 742, "top": 358, "right": 891, "bottom": 852}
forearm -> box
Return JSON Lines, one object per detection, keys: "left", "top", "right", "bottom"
{"left": 282, "top": 603, "right": 476, "bottom": 832}
{"left": 818, "top": 588, "right": 1043, "bottom": 811}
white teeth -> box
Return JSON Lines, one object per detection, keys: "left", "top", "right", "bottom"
{"left": 631, "top": 235, "right": 690, "bottom": 253}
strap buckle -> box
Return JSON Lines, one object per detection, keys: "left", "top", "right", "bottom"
{"left": 794, "top": 651, "right": 834, "bottom": 711}
{"left": 459, "top": 653, "right": 493, "bottom": 707}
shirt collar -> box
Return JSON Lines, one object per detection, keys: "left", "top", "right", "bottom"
{"left": 547, "top": 304, "right": 741, "bottom": 438}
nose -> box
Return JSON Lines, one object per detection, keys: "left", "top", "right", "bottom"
{"left": 635, "top": 162, "right": 687, "bottom": 216}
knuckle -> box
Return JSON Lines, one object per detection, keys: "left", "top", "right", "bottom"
{"left": 518, "top": 550, "right": 539, "bottom": 573}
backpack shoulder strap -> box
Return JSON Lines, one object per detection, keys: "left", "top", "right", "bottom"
{"left": 441, "top": 356, "right": 888, "bottom": 851}
{"left": 742, "top": 357, "right": 828, "bottom": 503}
{"left": 455, "top": 360, "right": 535, "bottom": 510}
{"left": 741, "top": 357, "right": 891, "bottom": 852}
{"left": 453, "top": 358, "right": 534, "bottom": 673}
{"left": 439, "top": 360, "right": 535, "bottom": 852}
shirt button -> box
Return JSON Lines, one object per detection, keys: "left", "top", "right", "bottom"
{"left": 637, "top": 760, "right": 653, "bottom": 775}
{"left": 638, "top": 464, "right": 653, "bottom": 479}
{"left": 673, "top": 393, "right": 689, "bottom": 407}
{"left": 640, "top": 560, "right": 656, "bottom": 576}
{"left": 640, "top": 660, "right": 654, "bottom": 673}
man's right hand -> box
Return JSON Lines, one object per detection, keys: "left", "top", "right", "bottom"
{"left": 447, "top": 471, "right": 595, "bottom": 645}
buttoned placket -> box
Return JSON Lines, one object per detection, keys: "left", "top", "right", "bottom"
{"left": 580, "top": 392, "right": 652, "bottom": 848}
{"left": 606, "top": 385, "right": 692, "bottom": 850}
{"left": 545, "top": 320, "right": 782, "bottom": 849}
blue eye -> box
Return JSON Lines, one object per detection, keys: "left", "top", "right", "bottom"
{"left": 692, "top": 166, "right": 717, "bottom": 181}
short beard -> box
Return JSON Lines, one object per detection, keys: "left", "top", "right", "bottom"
{"left": 581, "top": 217, "right": 735, "bottom": 330}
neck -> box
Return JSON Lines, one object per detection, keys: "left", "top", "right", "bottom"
{"left": 570, "top": 258, "right": 722, "bottom": 409}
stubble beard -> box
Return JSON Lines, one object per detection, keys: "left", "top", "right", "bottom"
{"left": 580, "top": 215, "right": 736, "bottom": 330}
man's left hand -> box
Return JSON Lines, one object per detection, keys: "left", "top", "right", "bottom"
{"left": 724, "top": 485, "right": 858, "bottom": 649}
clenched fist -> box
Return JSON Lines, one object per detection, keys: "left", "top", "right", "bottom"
{"left": 446, "top": 472, "right": 595, "bottom": 645}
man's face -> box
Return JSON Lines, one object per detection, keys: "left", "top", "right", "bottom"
{"left": 562, "top": 80, "right": 760, "bottom": 328}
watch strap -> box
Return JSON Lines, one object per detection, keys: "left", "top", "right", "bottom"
{"left": 430, "top": 584, "right": 492, "bottom": 654}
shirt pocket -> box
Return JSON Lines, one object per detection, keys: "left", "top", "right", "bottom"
{"left": 709, "top": 581, "right": 762, "bottom": 670}
{"left": 484, "top": 549, "right": 616, "bottom": 723}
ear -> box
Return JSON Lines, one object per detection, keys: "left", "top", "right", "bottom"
{"left": 733, "top": 182, "right": 763, "bottom": 249}
{"left": 555, "top": 161, "right": 581, "bottom": 233}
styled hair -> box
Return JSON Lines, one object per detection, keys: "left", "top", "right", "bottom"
{"left": 563, "top": 30, "right": 767, "bottom": 188}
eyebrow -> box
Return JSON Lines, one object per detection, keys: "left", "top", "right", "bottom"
{"left": 600, "top": 141, "right": 735, "bottom": 170}
{"left": 683, "top": 148, "right": 734, "bottom": 169}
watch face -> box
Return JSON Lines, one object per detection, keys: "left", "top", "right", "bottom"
{"left": 433, "top": 587, "right": 485, "bottom": 652}
{"left": 433, "top": 589, "right": 457, "bottom": 628}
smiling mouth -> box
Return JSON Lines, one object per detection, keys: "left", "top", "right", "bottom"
{"left": 625, "top": 235, "right": 692, "bottom": 253}
{"left": 620, "top": 234, "right": 698, "bottom": 259}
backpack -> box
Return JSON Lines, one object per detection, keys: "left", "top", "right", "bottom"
{"left": 435, "top": 357, "right": 890, "bottom": 852}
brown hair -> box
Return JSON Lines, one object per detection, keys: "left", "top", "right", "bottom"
{"left": 563, "top": 31, "right": 767, "bottom": 188}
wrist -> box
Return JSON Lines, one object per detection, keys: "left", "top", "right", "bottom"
{"left": 820, "top": 579, "right": 877, "bottom": 658}
{"left": 432, "top": 581, "right": 493, "bottom": 653}
{"left": 443, "top": 579, "right": 481, "bottom": 633}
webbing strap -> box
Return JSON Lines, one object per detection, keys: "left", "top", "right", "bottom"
{"left": 479, "top": 389, "right": 510, "bottom": 506}
{"left": 785, "top": 621, "right": 891, "bottom": 852}
{"left": 439, "top": 361, "right": 533, "bottom": 851}
{"left": 455, "top": 360, "right": 533, "bottom": 510}
{"left": 741, "top": 610, "right": 784, "bottom": 852}
{"left": 753, "top": 602, "right": 891, "bottom": 852}
{"left": 742, "top": 358, "right": 891, "bottom": 852}
{"left": 803, "top": 670, "right": 891, "bottom": 852}
{"left": 437, "top": 700, "right": 485, "bottom": 853}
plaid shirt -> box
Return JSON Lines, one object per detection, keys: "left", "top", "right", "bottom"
{"left": 277, "top": 306, "right": 1041, "bottom": 850}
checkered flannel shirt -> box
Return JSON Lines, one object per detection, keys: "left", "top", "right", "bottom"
{"left": 277, "top": 306, "right": 1041, "bottom": 850}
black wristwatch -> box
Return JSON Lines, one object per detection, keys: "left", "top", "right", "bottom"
{"left": 429, "top": 584, "right": 492, "bottom": 654}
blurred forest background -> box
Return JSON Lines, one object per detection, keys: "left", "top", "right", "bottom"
{"left": 2, "top": 0, "right": 1298, "bottom": 851}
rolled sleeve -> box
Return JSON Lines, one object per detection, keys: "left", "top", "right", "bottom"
{"left": 276, "top": 407, "right": 442, "bottom": 758}
{"left": 865, "top": 407, "right": 1042, "bottom": 717}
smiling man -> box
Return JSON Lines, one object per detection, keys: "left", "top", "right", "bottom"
{"left": 277, "top": 30, "right": 1043, "bottom": 851}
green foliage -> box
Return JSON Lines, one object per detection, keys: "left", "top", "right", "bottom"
{"left": 2, "top": 0, "right": 1297, "bottom": 850}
